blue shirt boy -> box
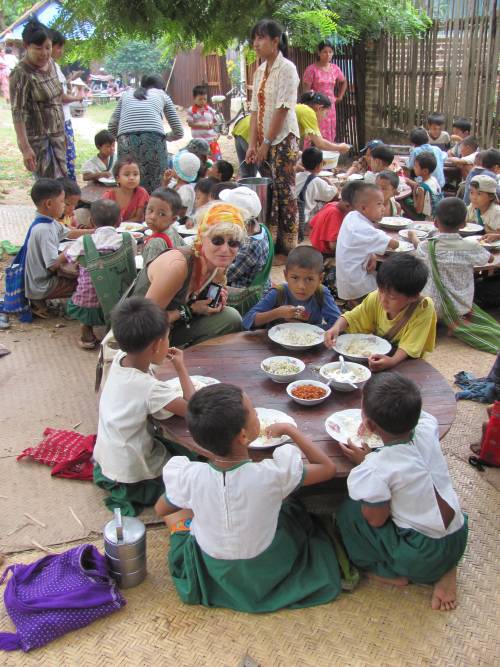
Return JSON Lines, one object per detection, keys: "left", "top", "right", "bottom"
{"left": 242, "top": 283, "right": 341, "bottom": 331}
{"left": 408, "top": 144, "right": 446, "bottom": 188}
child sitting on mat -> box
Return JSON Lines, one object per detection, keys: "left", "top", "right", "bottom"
{"left": 409, "top": 198, "right": 493, "bottom": 322}
{"left": 155, "top": 382, "right": 342, "bottom": 612}
{"left": 59, "top": 199, "right": 136, "bottom": 349}
{"left": 325, "top": 254, "right": 436, "bottom": 372}
{"left": 375, "top": 170, "right": 401, "bottom": 217}
{"left": 335, "top": 182, "right": 399, "bottom": 305}
{"left": 336, "top": 372, "right": 468, "bottom": 611}
{"left": 242, "top": 245, "right": 341, "bottom": 330}
{"left": 93, "top": 297, "right": 196, "bottom": 516}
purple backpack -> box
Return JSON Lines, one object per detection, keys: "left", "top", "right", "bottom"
{"left": 0, "top": 544, "right": 126, "bottom": 651}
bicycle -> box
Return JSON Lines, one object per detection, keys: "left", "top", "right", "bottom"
{"left": 211, "top": 82, "right": 250, "bottom": 137}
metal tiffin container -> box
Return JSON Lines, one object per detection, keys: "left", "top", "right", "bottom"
{"left": 104, "top": 508, "right": 147, "bottom": 589}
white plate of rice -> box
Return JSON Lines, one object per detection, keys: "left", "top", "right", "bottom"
{"left": 152, "top": 376, "right": 219, "bottom": 419}
{"left": 325, "top": 409, "right": 383, "bottom": 448}
{"left": 250, "top": 408, "right": 297, "bottom": 449}
{"left": 386, "top": 240, "right": 414, "bottom": 253}
{"left": 378, "top": 217, "right": 411, "bottom": 230}
{"left": 333, "top": 333, "right": 391, "bottom": 361}
{"left": 268, "top": 323, "right": 325, "bottom": 351}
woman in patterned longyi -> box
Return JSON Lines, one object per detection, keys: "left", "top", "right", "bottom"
{"left": 245, "top": 19, "right": 300, "bottom": 259}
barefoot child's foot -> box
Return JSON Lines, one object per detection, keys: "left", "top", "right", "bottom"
{"left": 431, "top": 567, "right": 457, "bottom": 611}
{"left": 365, "top": 571, "right": 409, "bottom": 587}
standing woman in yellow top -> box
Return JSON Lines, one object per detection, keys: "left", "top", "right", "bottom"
{"left": 245, "top": 19, "right": 300, "bottom": 258}
{"left": 234, "top": 92, "right": 350, "bottom": 178}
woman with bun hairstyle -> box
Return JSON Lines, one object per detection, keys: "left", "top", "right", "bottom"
{"left": 245, "top": 19, "right": 300, "bottom": 259}
{"left": 9, "top": 21, "right": 66, "bottom": 178}
{"left": 302, "top": 39, "right": 348, "bottom": 142}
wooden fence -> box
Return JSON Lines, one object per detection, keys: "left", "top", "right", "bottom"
{"left": 371, "top": 0, "right": 500, "bottom": 145}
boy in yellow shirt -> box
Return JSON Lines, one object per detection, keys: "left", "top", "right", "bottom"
{"left": 325, "top": 254, "right": 436, "bottom": 371}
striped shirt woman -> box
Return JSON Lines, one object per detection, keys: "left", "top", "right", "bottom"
{"left": 108, "top": 75, "right": 184, "bottom": 193}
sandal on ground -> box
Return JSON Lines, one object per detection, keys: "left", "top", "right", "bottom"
{"left": 30, "top": 302, "right": 49, "bottom": 319}
{"left": 79, "top": 339, "right": 98, "bottom": 350}
{"left": 469, "top": 443, "right": 481, "bottom": 455}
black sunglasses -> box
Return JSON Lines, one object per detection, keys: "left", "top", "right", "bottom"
{"left": 210, "top": 236, "right": 241, "bottom": 249}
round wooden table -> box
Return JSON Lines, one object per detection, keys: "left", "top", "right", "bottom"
{"left": 153, "top": 331, "right": 457, "bottom": 480}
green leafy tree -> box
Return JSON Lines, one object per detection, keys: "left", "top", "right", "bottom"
{"left": 0, "top": 0, "right": 33, "bottom": 32}
{"left": 103, "top": 40, "right": 169, "bottom": 84}
{"left": 56, "top": 0, "right": 431, "bottom": 62}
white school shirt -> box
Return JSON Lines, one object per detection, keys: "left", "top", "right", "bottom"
{"left": 295, "top": 172, "right": 338, "bottom": 221}
{"left": 82, "top": 154, "right": 116, "bottom": 175}
{"left": 163, "top": 444, "right": 304, "bottom": 559}
{"left": 347, "top": 411, "right": 464, "bottom": 539}
{"left": 335, "top": 210, "right": 391, "bottom": 300}
{"left": 178, "top": 184, "right": 196, "bottom": 217}
{"left": 94, "top": 351, "right": 178, "bottom": 483}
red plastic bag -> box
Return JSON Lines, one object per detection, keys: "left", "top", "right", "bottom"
{"left": 17, "top": 428, "right": 96, "bottom": 481}
{"left": 469, "top": 401, "right": 500, "bottom": 470}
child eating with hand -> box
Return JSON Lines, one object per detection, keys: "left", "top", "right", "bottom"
{"left": 155, "top": 382, "right": 342, "bottom": 612}
{"left": 57, "top": 177, "right": 81, "bottom": 228}
{"left": 336, "top": 372, "right": 468, "bottom": 611}
{"left": 242, "top": 246, "right": 341, "bottom": 330}
{"left": 93, "top": 297, "right": 196, "bottom": 516}
{"left": 82, "top": 129, "right": 116, "bottom": 182}
{"left": 325, "top": 253, "right": 436, "bottom": 372}
{"left": 103, "top": 156, "right": 149, "bottom": 222}
{"left": 375, "top": 170, "right": 401, "bottom": 217}
{"left": 335, "top": 183, "right": 399, "bottom": 305}
{"left": 142, "top": 188, "right": 183, "bottom": 263}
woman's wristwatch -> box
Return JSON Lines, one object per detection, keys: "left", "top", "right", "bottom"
{"left": 178, "top": 304, "right": 193, "bottom": 328}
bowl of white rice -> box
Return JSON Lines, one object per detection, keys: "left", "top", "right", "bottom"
{"left": 319, "top": 361, "right": 371, "bottom": 392}
{"left": 260, "top": 356, "right": 306, "bottom": 383}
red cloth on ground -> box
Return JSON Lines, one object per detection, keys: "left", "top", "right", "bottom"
{"left": 17, "top": 428, "right": 96, "bottom": 481}
{"left": 309, "top": 202, "right": 346, "bottom": 254}
{"left": 102, "top": 186, "right": 149, "bottom": 222}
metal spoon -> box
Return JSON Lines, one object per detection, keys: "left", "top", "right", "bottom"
{"left": 338, "top": 355, "right": 358, "bottom": 390}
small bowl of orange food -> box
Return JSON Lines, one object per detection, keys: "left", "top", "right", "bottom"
{"left": 286, "top": 380, "right": 331, "bottom": 406}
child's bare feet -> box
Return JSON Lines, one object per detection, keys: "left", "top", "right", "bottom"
{"left": 365, "top": 572, "right": 409, "bottom": 587}
{"left": 431, "top": 567, "right": 457, "bottom": 611}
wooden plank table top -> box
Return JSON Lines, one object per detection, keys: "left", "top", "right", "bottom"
{"left": 153, "top": 331, "right": 457, "bottom": 478}
{"left": 80, "top": 182, "right": 115, "bottom": 205}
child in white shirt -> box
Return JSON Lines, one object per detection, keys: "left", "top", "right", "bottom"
{"left": 155, "top": 383, "right": 342, "bottom": 612}
{"left": 296, "top": 147, "right": 337, "bottom": 240}
{"left": 93, "top": 297, "right": 196, "bottom": 516}
{"left": 337, "top": 372, "right": 468, "bottom": 611}
{"left": 335, "top": 183, "right": 399, "bottom": 303}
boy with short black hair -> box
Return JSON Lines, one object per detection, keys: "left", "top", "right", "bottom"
{"left": 325, "top": 253, "right": 436, "bottom": 371}
{"left": 408, "top": 197, "right": 492, "bottom": 321}
{"left": 23, "top": 178, "right": 88, "bottom": 318}
{"left": 406, "top": 127, "right": 446, "bottom": 188}
{"left": 242, "top": 245, "right": 341, "bottom": 330}
{"left": 336, "top": 372, "right": 468, "bottom": 612}
{"left": 406, "top": 151, "right": 443, "bottom": 219}
{"left": 335, "top": 183, "right": 399, "bottom": 304}
{"left": 143, "top": 187, "right": 183, "bottom": 262}
{"left": 364, "top": 145, "right": 395, "bottom": 183}
{"left": 57, "top": 177, "right": 81, "bottom": 227}
{"left": 82, "top": 129, "right": 116, "bottom": 182}
{"left": 427, "top": 113, "right": 451, "bottom": 151}
{"left": 208, "top": 160, "right": 234, "bottom": 183}
{"left": 448, "top": 117, "right": 472, "bottom": 157}
{"left": 93, "top": 296, "right": 196, "bottom": 516}
{"left": 296, "top": 147, "right": 338, "bottom": 234}
{"left": 448, "top": 136, "right": 480, "bottom": 179}
{"left": 375, "top": 170, "right": 401, "bottom": 217}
